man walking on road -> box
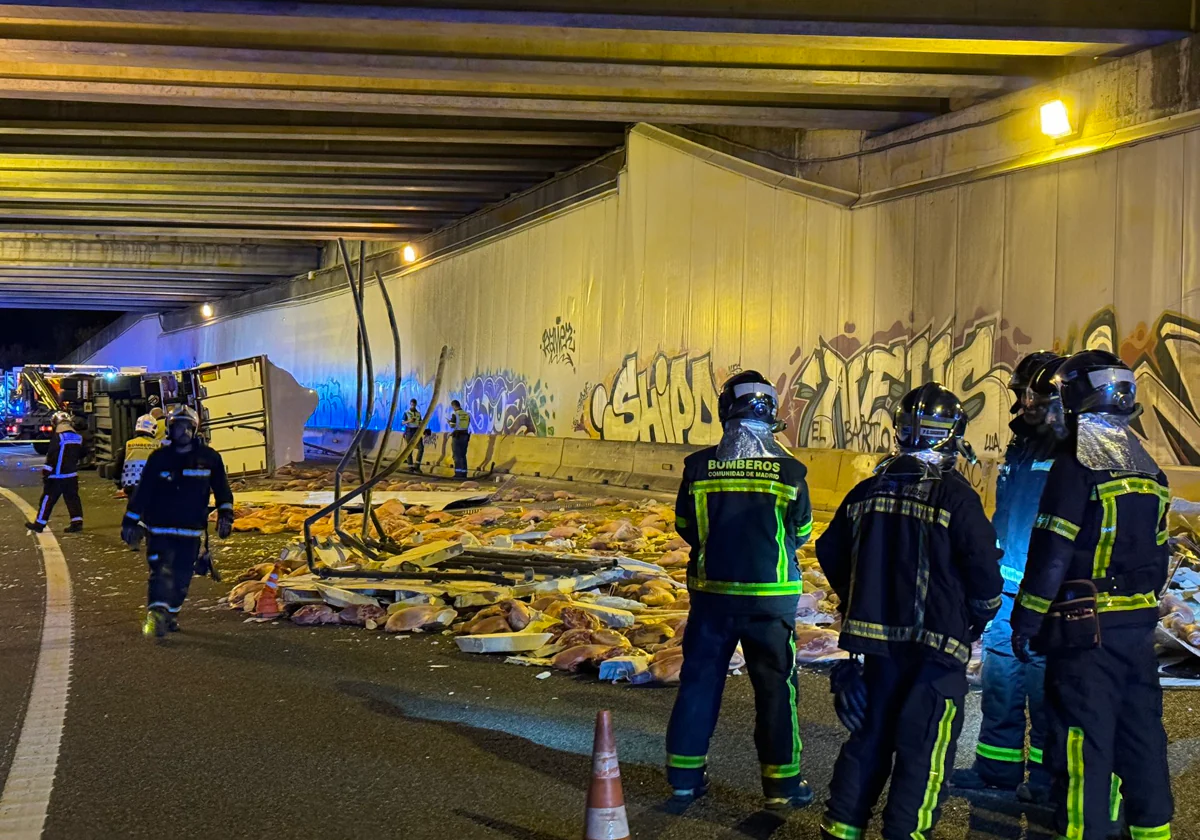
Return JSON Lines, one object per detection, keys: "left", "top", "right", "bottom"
{"left": 666, "top": 371, "right": 815, "bottom": 811}
{"left": 122, "top": 404, "right": 235, "bottom": 638}
{"left": 26, "top": 411, "right": 85, "bottom": 533}
{"left": 448, "top": 399, "right": 471, "bottom": 478}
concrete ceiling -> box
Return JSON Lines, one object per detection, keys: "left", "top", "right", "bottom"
{"left": 0, "top": 0, "right": 1188, "bottom": 309}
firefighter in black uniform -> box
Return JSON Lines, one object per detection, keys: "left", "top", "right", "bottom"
{"left": 448, "top": 399, "right": 471, "bottom": 478}
{"left": 953, "top": 352, "right": 1062, "bottom": 800}
{"left": 816, "top": 383, "right": 1003, "bottom": 840}
{"left": 666, "top": 371, "right": 815, "bottom": 810}
{"left": 403, "top": 399, "right": 424, "bottom": 472}
{"left": 122, "top": 405, "right": 235, "bottom": 638}
{"left": 26, "top": 411, "right": 85, "bottom": 533}
{"left": 1011, "top": 350, "right": 1173, "bottom": 839}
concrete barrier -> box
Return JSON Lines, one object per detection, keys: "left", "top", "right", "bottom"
{"left": 555, "top": 438, "right": 635, "bottom": 486}
{"left": 628, "top": 441, "right": 705, "bottom": 493}
{"left": 491, "top": 435, "right": 565, "bottom": 478}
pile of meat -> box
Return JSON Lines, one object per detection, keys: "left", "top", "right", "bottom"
{"left": 223, "top": 487, "right": 853, "bottom": 683}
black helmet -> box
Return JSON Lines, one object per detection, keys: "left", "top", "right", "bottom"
{"left": 1053, "top": 350, "right": 1137, "bottom": 416}
{"left": 893, "top": 382, "right": 967, "bottom": 453}
{"left": 718, "top": 371, "right": 778, "bottom": 424}
{"left": 1027, "top": 355, "right": 1066, "bottom": 401}
{"left": 1008, "top": 351, "right": 1061, "bottom": 412}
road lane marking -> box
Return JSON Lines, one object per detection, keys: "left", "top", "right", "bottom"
{"left": 0, "top": 488, "right": 73, "bottom": 839}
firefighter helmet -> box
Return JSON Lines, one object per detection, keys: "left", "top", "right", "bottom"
{"left": 893, "top": 382, "right": 967, "bottom": 454}
{"left": 166, "top": 404, "right": 200, "bottom": 430}
{"left": 717, "top": 371, "right": 778, "bottom": 425}
{"left": 1053, "top": 350, "right": 1137, "bottom": 416}
{"left": 1008, "top": 351, "right": 1061, "bottom": 413}
{"left": 134, "top": 414, "right": 157, "bottom": 436}
{"left": 51, "top": 411, "right": 74, "bottom": 433}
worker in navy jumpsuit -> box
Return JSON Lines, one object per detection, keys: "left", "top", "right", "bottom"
{"left": 1012, "top": 350, "right": 1173, "bottom": 840}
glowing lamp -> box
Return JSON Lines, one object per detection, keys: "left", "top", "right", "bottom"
{"left": 402, "top": 244, "right": 417, "bottom": 264}
{"left": 1040, "top": 100, "right": 1072, "bottom": 139}
{"left": 201, "top": 303, "right": 214, "bottom": 318}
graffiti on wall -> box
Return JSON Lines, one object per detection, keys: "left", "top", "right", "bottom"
{"left": 454, "top": 371, "right": 554, "bottom": 437}
{"left": 1069, "top": 308, "right": 1200, "bottom": 466}
{"left": 586, "top": 351, "right": 723, "bottom": 444}
{"left": 540, "top": 316, "right": 577, "bottom": 370}
{"left": 776, "top": 316, "right": 1014, "bottom": 455}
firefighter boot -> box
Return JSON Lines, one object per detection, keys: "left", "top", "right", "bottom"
{"left": 142, "top": 608, "right": 168, "bottom": 639}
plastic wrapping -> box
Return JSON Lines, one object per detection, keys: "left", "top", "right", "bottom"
{"left": 714, "top": 419, "right": 791, "bottom": 460}
{"left": 1076, "top": 413, "right": 1159, "bottom": 475}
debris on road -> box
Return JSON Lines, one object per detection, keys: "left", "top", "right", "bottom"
{"left": 220, "top": 474, "right": 850, "bottom": 686}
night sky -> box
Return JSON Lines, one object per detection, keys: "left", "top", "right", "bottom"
{"left": 0, "top": 309, "right": 120, "bottom": 369}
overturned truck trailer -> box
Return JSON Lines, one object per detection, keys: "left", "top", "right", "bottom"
{"left": 96, "top": 356, "right": 317, "bottom": 480}
{"left": 191, "top": 356, "right": 316, "bottom": 477}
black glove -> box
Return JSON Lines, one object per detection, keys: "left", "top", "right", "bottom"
{"left": 217, "top": 511, "right": 234, "bottom": 540}
{"left": 1012, "top": 631, "right": 1032, "bottom": 664}
{"left": 122, "top": 523, "right": 144, "bottom": 547}
{"left": 829, "top": 658, "right": 868, "bottom": 735}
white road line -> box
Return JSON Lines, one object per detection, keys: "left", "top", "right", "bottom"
{"left": 0, "top": 488, "right": 73, "bottom": 839}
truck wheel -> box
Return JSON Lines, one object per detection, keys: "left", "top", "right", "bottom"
{"left": 32, "top": 442, "right": 49, "bottom": 456}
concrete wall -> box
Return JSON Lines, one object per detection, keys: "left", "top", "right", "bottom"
{"left": 81, "top": 122, "right": 1200, "bottom": 467}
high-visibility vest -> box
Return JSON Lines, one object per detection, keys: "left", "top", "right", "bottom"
{"left": 451, "top": 409, "right": 471, "bottom": 431}
{"left": 122, "top": 435, "right": 161, "bottom": 487}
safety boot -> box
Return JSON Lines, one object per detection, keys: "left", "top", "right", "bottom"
{"left": 166, "top": 614, "right": 180, "bottom": 633}
{"left": 669, "top": 773, "right": 710, "bottom": 806}
{"left": 65, "top": 522, "right": 82, "bottom": 533}
{"left": 24, "top": 521, "right": 44, "bottom": 533}
{"left": 142, "top": 608, "right": 168, "bottom": 639}
{"left": 765, "top": 781, "right": 814, "bottom": 811}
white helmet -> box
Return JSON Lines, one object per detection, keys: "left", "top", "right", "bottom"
{"left": 51, "top": 411, "right": 74, "bottom": 433}
{"left": 135, "top": 414, "right": 157, "bottom": 436}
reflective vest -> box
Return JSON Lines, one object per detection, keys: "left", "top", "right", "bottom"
{"left": 122, "top": 435, "right": 161, "bottom": 488}
{"left": 450, "top": 409, "right": 471, "bottom": 432}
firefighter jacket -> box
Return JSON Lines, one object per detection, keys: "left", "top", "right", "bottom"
{"left": 403, "top": 408, "right": 421, "bottom": 429}
{"left": 448, "top": 408, "right": 471, "bottom": 433}
{"left": 673, "top": 449, "right": 813, "bottom": 617}
{"left": 43, "top": 429, "right": 84, "bottom": 479}
{"left": 1011, "top": 455, "right": 1169, "bottom": 640}
{"left": 993, "top": 419, "right": 1064, "bottom": 594}
{"left": 120, "top": 434, "right": 161, "bottom": 488}
{"left": 816, "top": 456, "right": 1004, "bottom": 668}
{"left": 123, "top": 443, "right": 234, "bottom": 538}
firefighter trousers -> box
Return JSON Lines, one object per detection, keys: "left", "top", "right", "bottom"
{"left": 665, "top": 607, "right": 802, "bottom": 799}
{"left": 974, "top": 592, "right": 1049, "bottom": 787}
{"left": 1044, "top": 624, "right": 1172, "bottom": 839}
{"left": 35, "top": 476, "right": 82, "bottom": 527}
{"left": 146, "top": 535, "right": 202, "bottom": 614}
{"left": 822, "top": 652, "right": 966, "bottom": 840}
{"left": 451, "top": 431, "right": 469, "bottom": 477}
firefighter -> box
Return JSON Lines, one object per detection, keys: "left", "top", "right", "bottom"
{"left": 1011, "top": 350, "right": 1172, "bottom": 839}
{"left": 147, "top": 395, "right": 167, "bottom": 441}
{"left": 952, "top": 352, "right": 1063, "bottom": 800}
{"left": 113, "top": 414, "right": 162, "bottom": 496}
{"left": 816, "top": 383, "right": 1003, "bottom": 840}
{"left": 403, "top": 398, "right": 424, "bottom": 472}
{"left": 122, "top": 404, "right": 234, "bottom": 638}
{"left": 448, "top": 399, "right": 471, "bottom": 479}
{"left": 26, "top": 411, "right": 85, "bottom": 533}
{"left": 666, "top": 371, "right": 815, "bottom": 810}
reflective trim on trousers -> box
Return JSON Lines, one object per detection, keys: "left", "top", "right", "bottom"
{"left": 1065, "top": 727, "right": 1085, "bottom": 840}
{"left": 911, "top": 699, "right": 957, "bottom": 840}
{"left": 821, "top": 818, "right": 864, "bottom": 840}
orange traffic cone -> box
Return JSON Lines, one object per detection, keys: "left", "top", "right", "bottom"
{"left": 583, "top": 710, "right": 630, "bottom": 840}
{"left": 252, "top": 570, "right": 282, "bottom": 618}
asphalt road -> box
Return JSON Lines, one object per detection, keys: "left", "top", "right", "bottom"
{"left": 1, "top": 458, "right": 1199, "bottom": 839}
